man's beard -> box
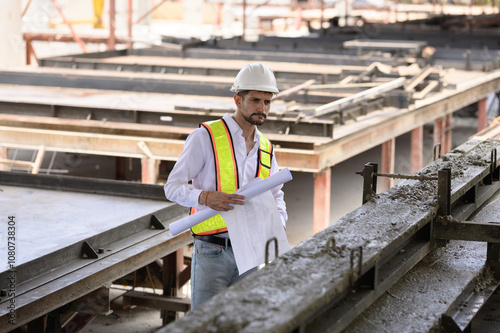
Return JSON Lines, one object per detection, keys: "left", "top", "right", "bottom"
{"left": 243, "top": 112, "right": 267, "bottom": 126}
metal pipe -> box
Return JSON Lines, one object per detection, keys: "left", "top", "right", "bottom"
{"left": 107, "top": 0, "right": 116, "bottom": 51}
{"left": 242, "top": 0, "right": 247, "bottom": 40}
{"left": 127, "top": 0, "right": 133, "bottom": 49}
{"left": 22, "top": 0, "right": 33, "bottom": 17}
{"left": 50, "top": 0, "right": 87, "bottom": 53}
{"left": 134, "top": 0, "right": 169, "bottom": 25}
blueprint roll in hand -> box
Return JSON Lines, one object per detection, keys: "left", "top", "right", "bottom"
{"left": 169, "top": 168, "right": 293, "bottom": 236}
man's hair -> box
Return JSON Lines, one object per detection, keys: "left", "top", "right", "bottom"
{"left": 237, "top": 90, "right": 250, "bottom": 99}
{"left": 237, "top": 90, "right": 274, "bottom": 100}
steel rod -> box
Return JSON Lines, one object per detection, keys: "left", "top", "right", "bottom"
{"left": 373, "top": 172, "right": 438, "bottom": 181}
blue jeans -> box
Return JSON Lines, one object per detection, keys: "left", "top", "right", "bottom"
{"left": 190, "top": 238, "right": 257, "bottom": 309}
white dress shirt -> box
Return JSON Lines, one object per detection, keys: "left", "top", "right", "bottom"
{"left": 164, "top": 113, "right": 287, "bottom": 226}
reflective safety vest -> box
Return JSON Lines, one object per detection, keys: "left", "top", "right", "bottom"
{"left": 191, "top": 118, "right": 273, "bottom": 235}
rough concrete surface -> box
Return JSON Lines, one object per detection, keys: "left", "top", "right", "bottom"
{"left": 345, "top": 241, "right": 490, "bottom": 333}
{"left": 347, "top": 183, "right": 500, "bottom": 333}
{"left": 0, "top": 185, "right": 169, "bottom": 269}
{"left": 157, "top": 140, "right": 500, "bottom": 332}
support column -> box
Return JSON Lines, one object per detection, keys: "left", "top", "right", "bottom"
{"left": 411, "top": 126, "right": 423, "bottom": 174}
{"left": 380, "top": 138, "right": 395, "bottom": 192}
{"left": 433, "top": 117, "right": 444, "bottom": 148}
{"left": 478, "top": 98, "right": 488, "bottom": 132}
{"left": 107, "top": 0, "right": 116, "bottom": 50}
{"left": 116, "top": 156, "right": 126, "bottom": 180}
{"left": 313, "top": 168, "right": 331, "bottom": 234}
{"left": 443, "top": 113, "right": 453, "bottom": 154}
{"left": 127, "top": 0, "right": 133, "bottom": 49}
{"left": 162, "top": 249, "right": 184, "bottom": 324}
{"left": 27, "top": 315, "right": 46, "bottom": 333}
{"left": 141, "top": 158, "right": 159, "bottom": 184}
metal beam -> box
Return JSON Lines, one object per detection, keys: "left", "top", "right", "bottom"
{"left": 313, "top": 78, "right": 406, "bottom": 118}
{"left": 0, "top": 171, "right": 167, "bottom": 199}
{"left": 122, "top": 291, "right": 190, "bottom": 313}
{"left": 1, "top": 67, "right": 500, "bottom": 174}
{"left": 434, "top": 219, "right": 500, "bottom": 243}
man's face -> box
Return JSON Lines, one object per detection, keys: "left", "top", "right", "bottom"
{"left": 237, "top": 91, "right": 272, "bottom": 126}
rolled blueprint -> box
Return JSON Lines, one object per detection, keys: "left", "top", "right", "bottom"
{"left": 169, "top": 168, "right": 293, "bottom": 236}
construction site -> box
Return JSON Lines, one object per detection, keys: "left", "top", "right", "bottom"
{"left": 1, "top": 0, "right": 500, "bottom": 332}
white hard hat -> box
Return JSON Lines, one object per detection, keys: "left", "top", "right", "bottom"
{"left": 230, "top": 63, "right": 279, "bottom": 94}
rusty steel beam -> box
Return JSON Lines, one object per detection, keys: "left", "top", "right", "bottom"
{"left": 23, "top": 33, "right": 127, "bottom": 44}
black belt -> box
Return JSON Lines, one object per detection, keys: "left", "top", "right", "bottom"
{"left": 194, "top": 234, "right": 231, "bottom": 247}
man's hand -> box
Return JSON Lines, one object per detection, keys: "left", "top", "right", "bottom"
{"left": 199, "top": 191, "right": 245, "bottom": 211}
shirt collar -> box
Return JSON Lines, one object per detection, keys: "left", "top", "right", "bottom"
{"left": 223, "top": 113, "right": 261, "bottom": 143}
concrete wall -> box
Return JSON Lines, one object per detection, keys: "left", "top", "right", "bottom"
{"left": 0, "top": 1, "right": 24, "bottom": 67}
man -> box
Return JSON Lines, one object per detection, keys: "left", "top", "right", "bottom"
{"left": 164, "top": 62, "right": 287, "bottom": 309}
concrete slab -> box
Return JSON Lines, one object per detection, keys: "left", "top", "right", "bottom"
{"left": 0, "top": 184, "right": 171, "bottom": 271}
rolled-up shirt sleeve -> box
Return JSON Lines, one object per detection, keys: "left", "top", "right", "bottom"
{"left": 270, "top": 153, "right": 288, "bottom": 228}
{"left": 164, "top": 128, "right": 207, "bottom": 208}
